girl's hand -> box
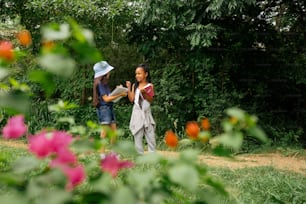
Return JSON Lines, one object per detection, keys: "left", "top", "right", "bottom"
{"left": 126, "top": 81, "right": 131, "bottom": 89}
{"left": 121, "top": 91, "right": 128, "bottom": 97}
{"left": 140, "top": 88, "right": 146, "bottom": 94}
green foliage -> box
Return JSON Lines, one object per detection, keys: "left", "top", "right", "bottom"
{"left": 128, "top": 0, "right": 306, "bottom": 146}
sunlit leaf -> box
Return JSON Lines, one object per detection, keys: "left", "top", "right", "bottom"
{"left": 58, "top": 117, "right": 75, "bottom": 125}
{"left": 38, "top": 54, "right": 76, "bottom": 78}
{"left": 217, "top": 132, "right": 243, "bottom": 151}
{"left": 226, "top": 107, "right": 245, "bottom": 120}
{"left": 42, "top": 23, "right": 71, "bottom": 41}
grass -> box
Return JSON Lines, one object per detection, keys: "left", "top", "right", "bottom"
{"left": 211, "top": 167, "right": 306, "bottom": 204}
{"left": 0, "top": 141, "right": 305, "bottom": 204}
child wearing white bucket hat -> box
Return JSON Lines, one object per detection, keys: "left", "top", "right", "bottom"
{"left": 92, "top": 61, "right": 127, "bottom": 143}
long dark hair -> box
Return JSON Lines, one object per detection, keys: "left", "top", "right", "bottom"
{"left": 92, "top": 75, "right": 107, "bottom": 107}
{"left": 134, "top": 63, "right": 151, "bottom": 90}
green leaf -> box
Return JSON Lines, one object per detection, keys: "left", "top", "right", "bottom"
{"left": 69, "top": 125, "right": 87, "bottom": 135}
{"left": 248, "top": 126, "right": 268, "bottom": 143}
{"left": 205, "top": 176, "right": 228, "bottom": 195}
{"left": 226, "top": 107, "right": 245, "bottom": 120}
{"left": 179, "top": 149, "right": 199, "bottom": 163}
{"left": 57, "top": 117, "right": 75, "bottom": 125}
{"left": 168, "top": 164, "right": 199, "bottom": 191}
{"left": 112, "top": 140, "right": 137, "bottom": 157}
{"left": 28, "top": 70, "right": 56, "bottom": 97}
{"left": 91, "top": 174, "right": 113, "bottom": 192}
{"left": 13, "top": 156, "right": 39, "bottom": 174}
{"left": 212, "top": 145, "right": 233, "bottom": 157}
{"left": 136, "top": 152, "right": 162, "bottom": 164}
{"left": 128, "top": 170, "right": 155, "bottom": 194}
{"left": 222, "top": 120, "right": 233, "bottom": 132}
{"left": 0, "top": 68, "right": 9, "bottom": 79}
{"left": 111, "top": 187, "right": 136, "bottom": 204}
{"left": 48, "top": 100, "right": 78, "bottom": 112}
{"left": 217, "top": 132, "right": 243, "bottom": 151}
{"left": 38, "top": 54, "right": 76, "bottom": 78}
{"left": 0, "top": 91, "right": 30, "bottom": 114}
{"left": 0, "top": 194, "right": 25, "bottom": 204}
{"left": 33, "top": 189, "right": 71, "bottom": 204}
{"left": 71, "top": 41, "right": 102, "bottom": 64}
{"left": 0, "top": 173, "right": 24, "bottom": 186}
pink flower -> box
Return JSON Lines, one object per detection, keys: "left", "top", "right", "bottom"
{"left": 50, "top": 148, "right": 77, "bottom": 167}
{"left": 28, "top": 130, "right": 73, "bottom": 158}
{"left": 100, "top": 152, "right": 134, "bottom": 178}
{"left": 62, "top": 165, "right": 86, "bottom": 191}
{"left": 28, "top": 131, "right": 53, "bottom": 158}
{"left": 50, "top": 131, "right": 73, "bottom": 153}
{"left": 2, "top": 115, "right": 27, "bottom": 139}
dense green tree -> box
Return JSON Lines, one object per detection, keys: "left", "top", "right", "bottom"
{"left": 127, "top": 0, "right": 306, "bottom": 145}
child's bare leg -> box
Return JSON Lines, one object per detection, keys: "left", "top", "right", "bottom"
{"left": 109, "top": 123, "right": 117, "bottom": 144}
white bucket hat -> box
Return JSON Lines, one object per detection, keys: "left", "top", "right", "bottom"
{"left": 93, "top": 61, "right": 114, "bottom": 78}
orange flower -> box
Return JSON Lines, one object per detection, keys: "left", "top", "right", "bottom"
{"left": 165, "top": 130, "right": 179, "bottom": 148}
{"left": 0, "top": 41, "right": 14, "bottom": 61}
{"left": 17, "top": 30, "right": 32, "bottom": 47}
{"left": 201, "top": 118, "right": 210, "bottom": 130}
{"left": 185, "top": 121, "right": 200, "bottom": 139}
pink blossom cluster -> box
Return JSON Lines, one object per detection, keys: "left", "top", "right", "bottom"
{"left": 1, "top": 115, "right": 135, "bottom": 190}
{"left": 28, "top": 130, "right": 85, "bottom": 190}
{"left": 2, "top": 115, "right": 27, "bottom": 139}
{"left": 100, "top": 152, "right": 134, "bottom": 177}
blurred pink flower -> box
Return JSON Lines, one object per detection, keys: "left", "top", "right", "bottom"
{"left": 28, "top": 131, "right": 53, "bottom": 158}
{"left": 50, "top": 131, "right": 73, "bottom": 153}
{"left": 100, "top": 152, "right": 134, "bottom": 178}
{"left": 2, "top": 115, "right": 27, "bottom": 139}
{"left": 63, "top": 165, "right": 86, "bottom": 191}
{"left": 28, "top": 130, "right": 74, "bottom": 158}
{"left": 51, "top": 148, "right": 77, "bottom": 167}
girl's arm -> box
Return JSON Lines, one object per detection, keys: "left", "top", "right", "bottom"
{"left": 126, "top": 83, "right": 135, "bottom": 103}
{"left": 102, "top": 92, "right": 127, "bottom": 103}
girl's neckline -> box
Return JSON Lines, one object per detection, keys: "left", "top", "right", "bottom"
{"left": 138, "top": 82, "right": 149, "bottom": 89}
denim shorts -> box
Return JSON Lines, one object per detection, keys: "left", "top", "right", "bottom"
{"left": 96, "top": 105, "right": 116, "bottom": 125}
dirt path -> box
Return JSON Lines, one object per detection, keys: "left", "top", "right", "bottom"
{"left": 1, "top": 140, "right": 305, "bottom": 175}
{"left": 158, "top": 150, "right": 306, "bottom": 175}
